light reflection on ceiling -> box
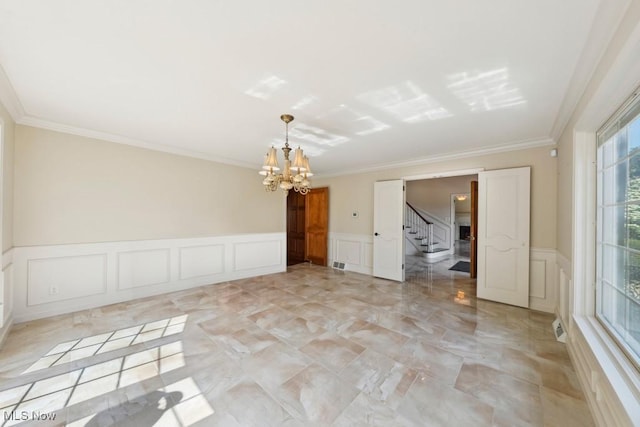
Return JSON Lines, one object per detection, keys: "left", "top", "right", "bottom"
{"left": 447, "top": 68, "right": 526, "bottom": 112}
{"left": 291, "top": 95, "right": 318, "bottom": 111}
{"left": 244, "top": 75, "right": 287, "bottom": 100}
{"left": 289, "top": 123, "right": 349, "bottom": 147}
{"left": 320, "top": 104, "right": 390, "bottom": 136}
{"left": 358, "top": 81, "right": 453, "bottom": 123}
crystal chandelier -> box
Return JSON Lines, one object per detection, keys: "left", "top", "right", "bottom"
{"left": 260, "top": 114, "right": 313, "bottom": 195}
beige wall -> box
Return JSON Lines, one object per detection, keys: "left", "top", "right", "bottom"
{"left": 14, "top": 125, "right": 284, "bottom": 246}
{"left": 556, "top": 0, "right": 640, "bottom": 261}
{"left": 314, "top": 145, "right": 557, "bottom": 249}
{"left": 0, "top": 102, "right": 14, "bottom": 252}
{"left": 406, "top": 175, "right": 475, "bottom": 221}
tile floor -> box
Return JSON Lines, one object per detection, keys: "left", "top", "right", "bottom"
{"left": 0, "top": 255, "right": 593, "bottom": 426}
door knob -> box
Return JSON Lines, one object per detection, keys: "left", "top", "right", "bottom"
{"left": 374, "top": 232, "right": 380, "bottom": 236}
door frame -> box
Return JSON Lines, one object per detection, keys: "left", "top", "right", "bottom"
{"left": 404, "top": 168, "right": 485, "bottom": 181}
{"left": 470, "top": 181, "right": 478, "bottom": 278}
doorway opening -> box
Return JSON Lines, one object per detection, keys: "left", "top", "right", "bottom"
{"left": 403, "top": 173, "right": 478, "bottom": 279}
{"left": 286, "top": 187, "right": 329, "bottom": 267}
{"left": 451, "top": 192, "right": 471, "bottom": 259}
{"left": 286, "top": 190, "right": 306, "bottom": 266}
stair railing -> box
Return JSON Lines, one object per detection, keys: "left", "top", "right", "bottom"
{"left": 405, "top": 203, "right": 435, "bottom": 253}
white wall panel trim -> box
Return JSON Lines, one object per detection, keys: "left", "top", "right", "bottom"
{"left": 27, "top": 254, "right": 108, "bottom": 306}
{"left": 178, "top": 244, "right": 225, "bottom": 280}
{"left": 568, "top": 317, "right": 639, "bottom": 426}
{"left": 529, "top": 247, "right": 557, "bottom": 313}
{"left": 555, "top": 251, "right": 572, "bottom": 335}
{"left": 0, "top": 316, "right": 13, "bottom": 350}
{"left": 11, "top": 233, "right": 286, "bottom": 322}
{"left": 2, "top": 247, "right": 13, "bottom": 270}
{"left": 0, "top": 248, "right": 14, "bottom": 340}
{"left": 329, "top": 233, "right": 374, "bottom": 276}
{"left": 233, "top": 240, "right": 282, "bottom": 271}
{"left": 117, "top": 249, "right": 170, "bottom": 290}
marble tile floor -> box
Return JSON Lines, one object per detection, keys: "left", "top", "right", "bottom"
{"left": 0, "top": 259, "right": 593, "bottom": 426}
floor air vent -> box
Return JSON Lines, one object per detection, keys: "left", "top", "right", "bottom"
{"left": 332, "top": 261, "right": 346, "bottom": 270}
{"left": 552, "top": 318, "right": 567, "bottom": 343}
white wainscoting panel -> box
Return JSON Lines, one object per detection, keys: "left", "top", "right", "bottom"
{"left": 117, "top": 249, "right": 170, "bottom": 290}
{"left": 336, "top": 240, "right": 361, "bottom": 265}
{"left": 568, "top": 318, "right": 640, "bottom": 427}
{"left": 528, "top": 248, "right": 557, "bottom": 313}
{"left": 179, "top": 245, "right": 224, "bottom": 280}
{"left": 0, "top": 249, "right": 14, "bottom": 348}
{"left": 529, "top": 259, "right": 546, "bottom": 299}
{"left": 363, "top": 242, "right": 374, "bottom": 269}
{"left": 556, "top": 252, "right": 572, "bottom": 333}
{"left": 329, "top": 233, "right": 374, "bottom": 275}
{"left": 234, "top": 240, "right": 282, "bottom": 271}
{"left": 11, "top": 233, "right": 285, "bottom": 322}
{"left": 28, "top": 254, "right": 107, "bottom": 305}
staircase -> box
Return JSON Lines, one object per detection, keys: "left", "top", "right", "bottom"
{"left": 405, "top": 203, "right": 450, "bottom": 260}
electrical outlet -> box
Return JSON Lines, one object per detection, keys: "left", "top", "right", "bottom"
{"left": 49, "top": 286, "right": 59, "bottom": 295}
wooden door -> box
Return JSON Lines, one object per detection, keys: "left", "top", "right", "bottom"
{"left": 287, "top": 191, "right": 306, "bottom": 265}
{"left": 477, "top": 167, "right": 531, "bottom": 308}
{"left": 305, "top": 187, "right": 329, "bottom": 266}
{"left": 373, "top": 180, "right": 405, "bottom": 281}
{"left": 470, "top": 180, "right": 478, "bottom": 278}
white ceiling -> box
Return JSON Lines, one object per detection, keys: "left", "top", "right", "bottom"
{"left": 0, "top": 0, "right": 623, "bottom": 175}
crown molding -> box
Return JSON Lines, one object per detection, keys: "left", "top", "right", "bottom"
{"left": 19, "top": 114, "right": 555, "bottom": 179}
{"left": 17, "top": 115, "right": 257, "bottom": 170}
{"left": 550, "top": 0, "right": 632, "bottom": 140}
{"left": 1, "top": 64, "right": 254, "bottom": 170}
{"left": 0, "top": 63, "right": 25, "bottom": 122}
{"left": 315, "top": 137, "right": 555, "bottom": 179}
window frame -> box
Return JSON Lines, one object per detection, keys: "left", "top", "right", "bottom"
{"left": 595, "top": 93, "right": 640, "bottom": 371}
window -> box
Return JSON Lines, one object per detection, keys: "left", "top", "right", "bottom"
{"left": 596, "top": 92, "right": 640, "bottom": 369}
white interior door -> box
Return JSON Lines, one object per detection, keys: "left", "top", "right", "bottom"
{"left": 477, "top": 167, "right": 530, "bottom": 307}
{"left": 373, "top": 180, "right": 405, "bottom": 281}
